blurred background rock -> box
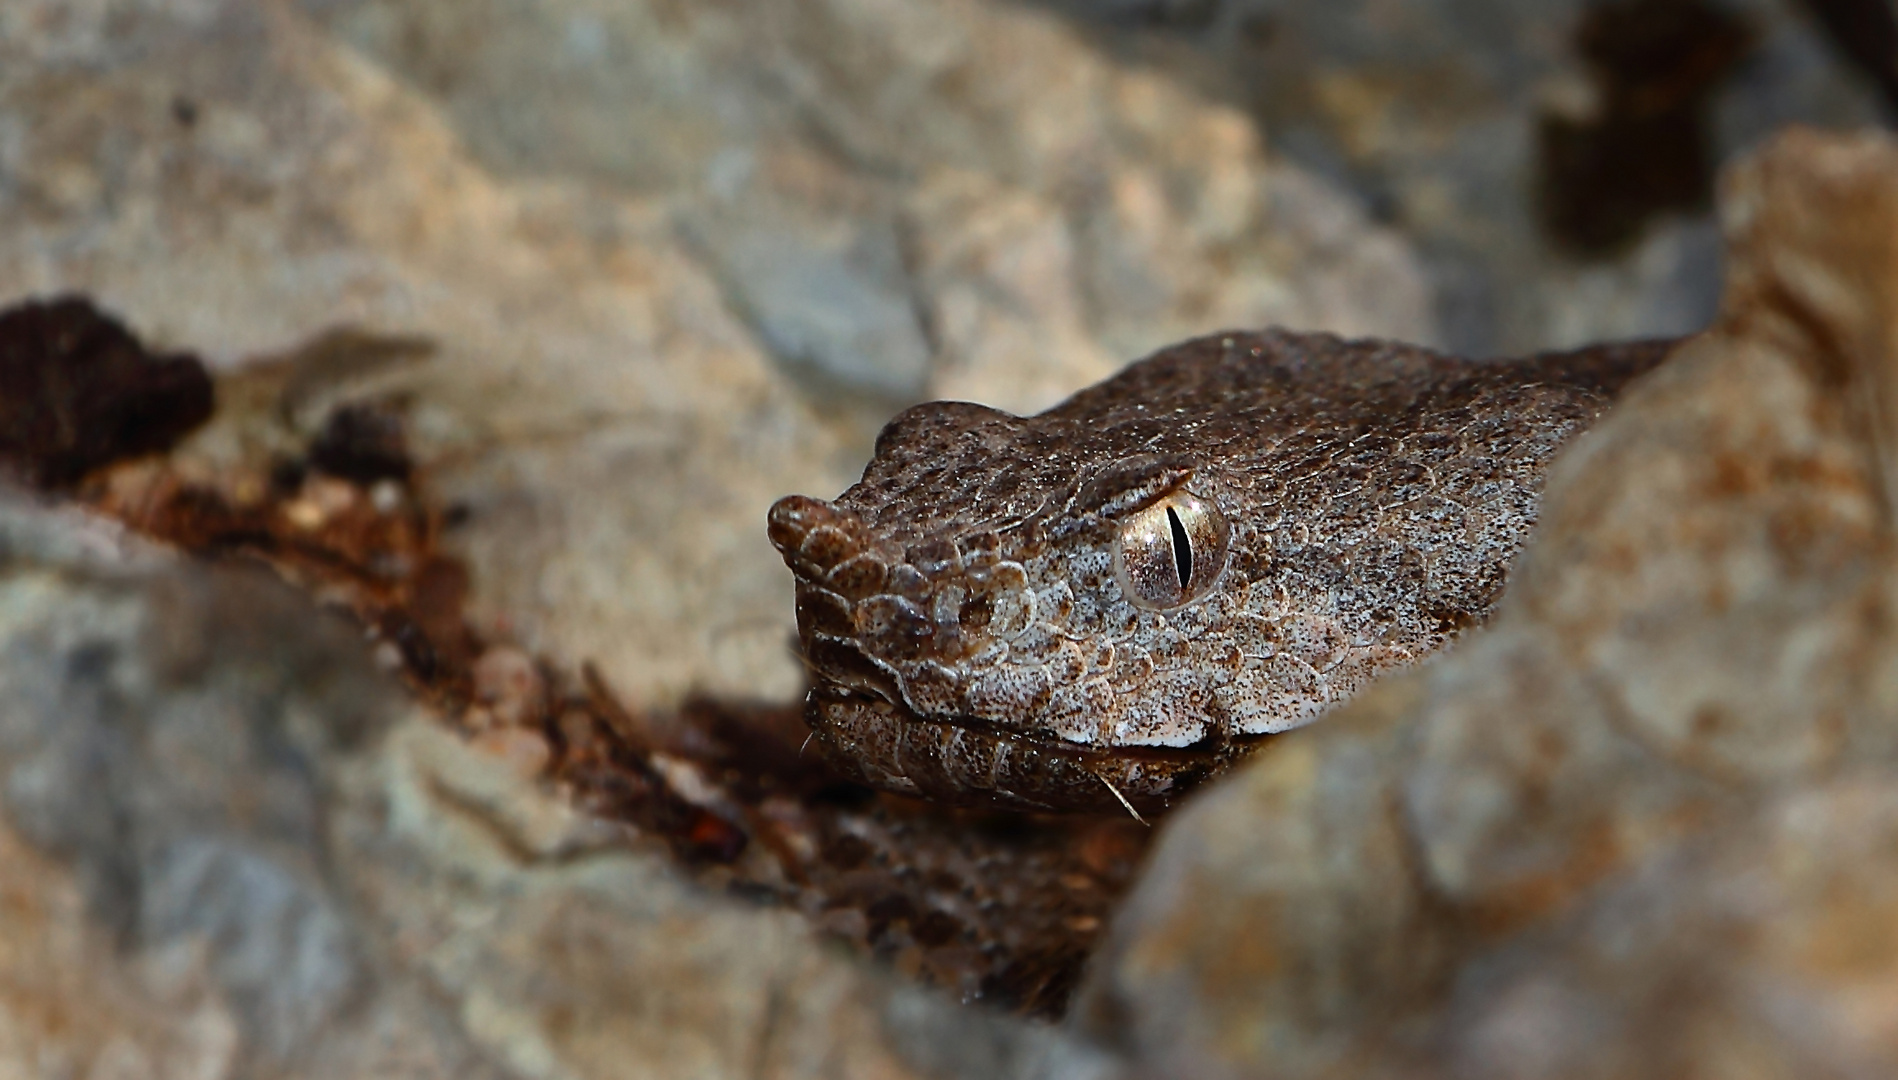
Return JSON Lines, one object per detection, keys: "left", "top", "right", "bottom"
{"left": 1034, "top": 0, "right": 1889, "bottom": 352}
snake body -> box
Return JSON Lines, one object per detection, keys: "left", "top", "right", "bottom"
{"left": 769, "top": 329, "right": 1672, "bottom": 813}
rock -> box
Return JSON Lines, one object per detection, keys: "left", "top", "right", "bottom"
{"left": 687, "top": 212, "right": 936, "bottom": 405}
{"left": 1442, "top": 774, "right": 1898, "bottom": 1080}
{"left": 1040, "top": 0, "right": 1885, "bottom": 355}
{"left": 0, "top": 497, "right": 480, "bottom": 1077}
{"left": 1070, "top": 128, "right": 1898, "bottom": 1078}
{"left": 0, "top": 489, "right": 1107, "bottom": 1078}
{"left": 312, "top": 0, "right": 1439, "bottom": 381}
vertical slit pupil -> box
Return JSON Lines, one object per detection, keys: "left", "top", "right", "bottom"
{"left": 1166, "top": 505, "right": 1193, "bottom": 590}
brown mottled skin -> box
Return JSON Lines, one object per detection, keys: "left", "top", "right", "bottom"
{"left": 769, "top": 329, "right": 1675, "bottom": 814}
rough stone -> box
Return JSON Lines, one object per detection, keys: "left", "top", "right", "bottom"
{"left": 1441, "top": 773, "right": 1898, "bottom": 1080}
{"left": 1035, "top": 0, "right": 1885, "bottom": 355}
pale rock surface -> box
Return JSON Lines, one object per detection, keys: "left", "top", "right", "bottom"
{"left": 1071, "top": 128, "right": 1898, "bottom": 1079}
{"left": 1038, "top": 0, "right": 1884, "bottom": 355}
{"left": 308, "top": 0, "right": 1437, "bottom": 400}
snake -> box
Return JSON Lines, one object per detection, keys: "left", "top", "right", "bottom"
{"left": 768, "top": 329, "right": 1674, "bottom": 814}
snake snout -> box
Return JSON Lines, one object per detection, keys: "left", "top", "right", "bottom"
{"left": 767, "top": 495, "right": 894, "bottom": 600}
{"left": 767, "top": 494, "right": 831, "bottom": 552}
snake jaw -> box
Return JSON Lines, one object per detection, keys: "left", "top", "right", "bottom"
{"left": 801, "top": 680, "right": 1235, "bottom": 814}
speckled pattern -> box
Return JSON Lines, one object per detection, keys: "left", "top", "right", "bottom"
{"left": 770, "top": 329, "right": 1674, "bottom": 812}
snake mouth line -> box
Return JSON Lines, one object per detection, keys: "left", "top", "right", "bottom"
{"left": 807, "top": 682, "right": 1274, "bottom": 766}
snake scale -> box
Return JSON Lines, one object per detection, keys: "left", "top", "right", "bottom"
{"left": 769, "top": 329, "right": 1674, "bottom": 814}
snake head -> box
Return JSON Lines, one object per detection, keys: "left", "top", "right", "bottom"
{"left": 768, "top": 330, "right": 1671, "bottom": 814}
{"left": 768, "top": 400, "right": 1249, "bottom": 814}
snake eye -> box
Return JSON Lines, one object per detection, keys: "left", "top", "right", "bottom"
{"left": 1112, "top": 491, "right": 1230, "bottom": 610}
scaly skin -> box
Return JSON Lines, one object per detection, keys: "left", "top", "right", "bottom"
{"left": 769, "top": 329, "right": 1674, "bottom": 814}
